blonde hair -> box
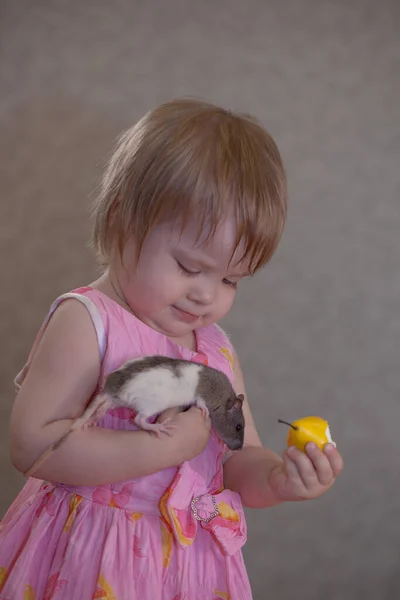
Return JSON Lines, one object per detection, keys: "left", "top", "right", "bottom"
{"left": 91, "top": 98, "right": 287, "bottom": 274}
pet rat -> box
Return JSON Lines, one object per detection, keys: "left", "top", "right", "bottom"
{"left": 24, "top": 355, "right": 245, "bottom": 478}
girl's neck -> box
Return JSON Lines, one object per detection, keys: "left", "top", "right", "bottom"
{"left": 89, "top": 271, "right": 198, "bottom": 352}
{"left": 91, "top": 271, "right": 131, "bottom": 311}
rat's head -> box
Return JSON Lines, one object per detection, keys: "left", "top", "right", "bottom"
{"left": 211, "top": 393, "right": 245, "bottom": 451}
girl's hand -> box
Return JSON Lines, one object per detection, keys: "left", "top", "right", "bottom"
{"left": 268, "top": 443, "right": 344, "bottom": 502}
{"left": 157, "top": 406, "right": 211, "bottom": 462}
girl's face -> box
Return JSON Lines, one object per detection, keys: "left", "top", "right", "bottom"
{"left": 110, "top": 218, "right": 250, "bottom": 345}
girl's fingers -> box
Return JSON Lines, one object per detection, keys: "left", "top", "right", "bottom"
{"left": 323, "top": 444, "right": 344, "bottom": 478}
{"left": 282, "top": 451, "right": 305, "bottom": 488}
{"left": 156, "top": 407, "right": 180, "bottom": 423}
{"left": 287, "top": 446, "right": 319, "bottom": 488}
{"left": 305, "top": 444, "right": 334, "bottom": 486}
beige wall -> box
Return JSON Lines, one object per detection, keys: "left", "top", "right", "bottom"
{"left": 1, "top": 1, "right": 399, "bottom": 598}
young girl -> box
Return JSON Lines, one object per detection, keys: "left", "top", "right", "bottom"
{"left": 0, "top": 98, "right": 343, "bottom": 599}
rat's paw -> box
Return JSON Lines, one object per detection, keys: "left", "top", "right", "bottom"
{"left": 194, "top": 398, "right": 210, "bottom": 419}
{"left": 134, "top": 415, "right": 176, "bottom": 437}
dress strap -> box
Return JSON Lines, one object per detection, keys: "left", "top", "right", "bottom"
{"left": 14, "top": 292, "right": 106, "bottom": 392}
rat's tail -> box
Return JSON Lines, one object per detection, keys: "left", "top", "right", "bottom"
{"left": 23, "top": 393, "right": 109, "bottom": 479}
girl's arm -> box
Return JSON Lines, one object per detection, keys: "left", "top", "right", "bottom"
{"left": 222, "top": 353, "right": 284, "bottom": 508}
{"left": 223, "top": 351, "right": 343, "bottom": 508}
{"left": 10, "top": 299, "right": 210, "bottom": 486}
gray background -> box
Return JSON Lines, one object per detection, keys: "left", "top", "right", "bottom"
{"left": 1, "top": 1, "right": 399, "bottom": 598}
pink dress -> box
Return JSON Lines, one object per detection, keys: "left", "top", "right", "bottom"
{"left": 0, "top": 287, "right": 252, "bottom": 600}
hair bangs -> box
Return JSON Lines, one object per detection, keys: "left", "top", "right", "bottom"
{"left": 90, "top": 98, "right": 287, "bottom": 271}
{"left": 160, "top": 110, "right": 287, "bottom": 275}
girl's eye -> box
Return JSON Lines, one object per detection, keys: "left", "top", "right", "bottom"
{"left": 223, "top": 279, "right": 238, "bottom": 289}
{"left": 176, "top": 261, "right": 201, "bottom": 277}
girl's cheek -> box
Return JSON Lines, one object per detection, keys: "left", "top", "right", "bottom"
{"left": 226, "top": 289, "right": 237, "bottom": 309}
{"left": 215, "top": 292, "right": 234, "bottom": 318}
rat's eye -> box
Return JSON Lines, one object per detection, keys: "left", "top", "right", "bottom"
{"left": 236, "top": 424, "right": 242, "bottom": 432}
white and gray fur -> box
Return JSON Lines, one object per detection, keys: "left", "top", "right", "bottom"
{"left": 24, "top": 355, "right": 245, "bottom": 478}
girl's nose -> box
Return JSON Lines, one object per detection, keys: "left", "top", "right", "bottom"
{"left": 187, "top": 281, "right": 216, "bottom": 305}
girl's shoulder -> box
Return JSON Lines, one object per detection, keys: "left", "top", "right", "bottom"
{"left": 14, "top": 287, "right": 109, "bottom": 392}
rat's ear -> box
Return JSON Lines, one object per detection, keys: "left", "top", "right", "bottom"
{"left": 228, "top": 394, "right": 244, "bottom": 412}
